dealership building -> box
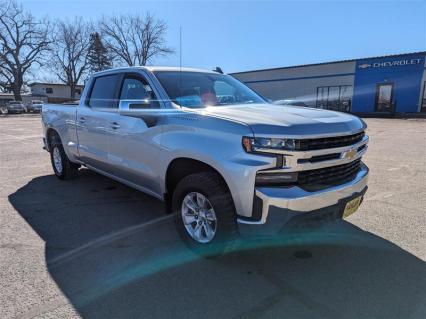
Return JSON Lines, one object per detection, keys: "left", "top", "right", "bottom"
{"left": 231, "top": 52, "right": 426, "bottom": 115}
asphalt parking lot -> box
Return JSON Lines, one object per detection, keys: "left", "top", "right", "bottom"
{"left": 1, "top": 114, "right": 425, "bottom": 319}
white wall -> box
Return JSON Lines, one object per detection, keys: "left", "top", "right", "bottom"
{"left": 30, "top": 84, "right": 83, "bottom": 99}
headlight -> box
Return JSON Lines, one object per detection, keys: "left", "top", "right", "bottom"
{"left": 242, "top": 136, "right": 297, "bottom": 153}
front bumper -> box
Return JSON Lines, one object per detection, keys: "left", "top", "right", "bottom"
{"left": 238, "top": 162, "right": 369, "bottom": 226}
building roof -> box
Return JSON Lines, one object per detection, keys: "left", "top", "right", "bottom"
{"left": 230, "top": 51, "right": 426, "bottom": 75}
{"left": 28, "top": 82, "right": 85, "bottom": 87}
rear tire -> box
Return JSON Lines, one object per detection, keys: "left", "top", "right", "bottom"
{"left": 49, "top": 133, "right": 79, "bottom": 180}
{"left": 172, "top": 172, "right": 238, "bottom": 257}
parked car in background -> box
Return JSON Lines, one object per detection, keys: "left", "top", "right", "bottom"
{"left": 26, "top": 100, "right": 44, "bottom": 113}
{"left": 273, "top": 99, "right": 309, "bottom": 107}
{"left": 0, "top": 104, "right": 8, "bottom": 115}
{"left": 7, "top": 101, "right": 26, "bottom": 114}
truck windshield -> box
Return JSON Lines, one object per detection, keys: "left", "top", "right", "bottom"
{"left": 154, "top": 71, "right": 266, "bottom": 108}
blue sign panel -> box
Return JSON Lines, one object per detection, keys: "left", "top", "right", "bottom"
{"left": 352, "top": 53, "right": 425, "bottom": 113}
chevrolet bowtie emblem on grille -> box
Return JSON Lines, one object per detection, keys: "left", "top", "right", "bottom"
{"left": 342, "top": 148, "right": 357, "bottom": 160}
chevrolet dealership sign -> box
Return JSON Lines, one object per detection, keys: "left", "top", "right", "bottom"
{"left": 358, "top": 58, "right": 421, "bottom": 69}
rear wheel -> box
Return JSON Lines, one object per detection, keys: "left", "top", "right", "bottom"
{"left": 172, "top": 172, "right": 238, "bottom": 256}
{"left": 49, "top": 133, "right": 79, "bottom": 180}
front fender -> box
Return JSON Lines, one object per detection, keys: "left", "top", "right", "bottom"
{"left": 159, "top": 121, "right": 275, "bottom": 217}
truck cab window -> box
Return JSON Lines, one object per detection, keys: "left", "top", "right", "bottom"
{"left": 154, "top": 71, "right": 265, "bottom": 108}
{"left": 120, "top": 77, "right": 160, "bottom": 109}
{"left": 89, "top": 74, "right": 120, "bottom": 108}
{"left": 214, "top": 81, "right": 237, "bottom": 105}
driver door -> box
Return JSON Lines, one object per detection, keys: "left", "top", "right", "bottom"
{"left": 107, "top": 73, "right": 164, "bottom": 198}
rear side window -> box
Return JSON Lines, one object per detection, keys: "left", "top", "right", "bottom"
{"left": 89, "top": 74, "right": 120, "bottom": 108}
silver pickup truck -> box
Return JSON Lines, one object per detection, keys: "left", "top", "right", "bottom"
{"left": 42, "top": 66, "right": 369, "bottom": 254}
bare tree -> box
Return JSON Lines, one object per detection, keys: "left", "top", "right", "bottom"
{"left": 0, "top": 0, "right": 51, "bottom": 100}
{"left": 51, "top": 17, "right": 91, "bottom": 99}
{"left": 100, "top": 12, "right": 173, "bottom": 66}
{"left": 0, "top": 66, "right": 13, "bottom": 93}
{"left": 0, "top": 0, "right": 12, "bottom": 93}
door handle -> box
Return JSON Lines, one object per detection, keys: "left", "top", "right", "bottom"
{"left": 79, "top": 116, "right": 86, "bottom": 124}
{"left": 110, "top": 122, "right": 120, "bottom": 129}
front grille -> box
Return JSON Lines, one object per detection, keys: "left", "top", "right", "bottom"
{"left": 255, "top": 159, "right": 363, "bottom": 189}
{"left": 296, "top": 132, "right": 365, "bottom": 151}
{"left": 298, "top": 159, "right": 361, "bottom": 190}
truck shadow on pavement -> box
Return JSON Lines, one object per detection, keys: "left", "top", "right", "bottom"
{"left": 9, "top": 169, "right": 426, "bottom": 319}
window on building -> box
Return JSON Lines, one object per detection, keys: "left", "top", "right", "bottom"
{"left": 75, "top": 89, "right": 81, "bottom": 95}
{"left": 45, "top": 87, "right": 53, "bottom": 94}
{"left": 316, "top": 85, "right": 353, "bottom": 112}
{"left": 421, "top": 82, "right": 426, "bottom": 113}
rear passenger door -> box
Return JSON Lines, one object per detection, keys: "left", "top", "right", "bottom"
{"left": 76, "top": 73, "right": 121, "bottom": 172}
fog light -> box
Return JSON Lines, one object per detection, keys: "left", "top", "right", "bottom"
{"left": 255, "top": 171, "right": 298, "bottom": 186}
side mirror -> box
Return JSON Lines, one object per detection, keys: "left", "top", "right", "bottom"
{"left": 119, "top": 99, "right": 152, "bottom": 111}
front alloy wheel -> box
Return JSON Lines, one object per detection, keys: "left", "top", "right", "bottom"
{"left": 172, "top": 172, "right": 239, "bottom": 257}
{"left": 181, "top": 192, "right": 217, "bottom": 243}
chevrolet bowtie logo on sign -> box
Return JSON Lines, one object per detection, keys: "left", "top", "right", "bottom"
{"left": 358, "top": 63, "right": 371, "bottom": 69}
{"left": 342, "top": 148, "right": 358, "bottom": 160}
{"left": 359, "top": 58, "right": 421, "bottom": 70}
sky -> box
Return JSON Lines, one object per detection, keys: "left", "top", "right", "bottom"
{"left": 20, "top": 0, "right": 426, "bottom": 73}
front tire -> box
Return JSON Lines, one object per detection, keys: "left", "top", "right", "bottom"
{"left": 49, "top": 134, "right": 79, "bottom": 180}
{"left": 172, "top": 172, "right": 238, "bottom": 256}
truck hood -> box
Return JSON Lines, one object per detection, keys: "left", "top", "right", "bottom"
{"left": 201, "top": 104, "right": 366, "bottom": 137}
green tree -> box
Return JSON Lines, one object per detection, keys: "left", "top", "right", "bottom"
{"left": 87, "top": 32, "right": 112, "bottom": 73}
